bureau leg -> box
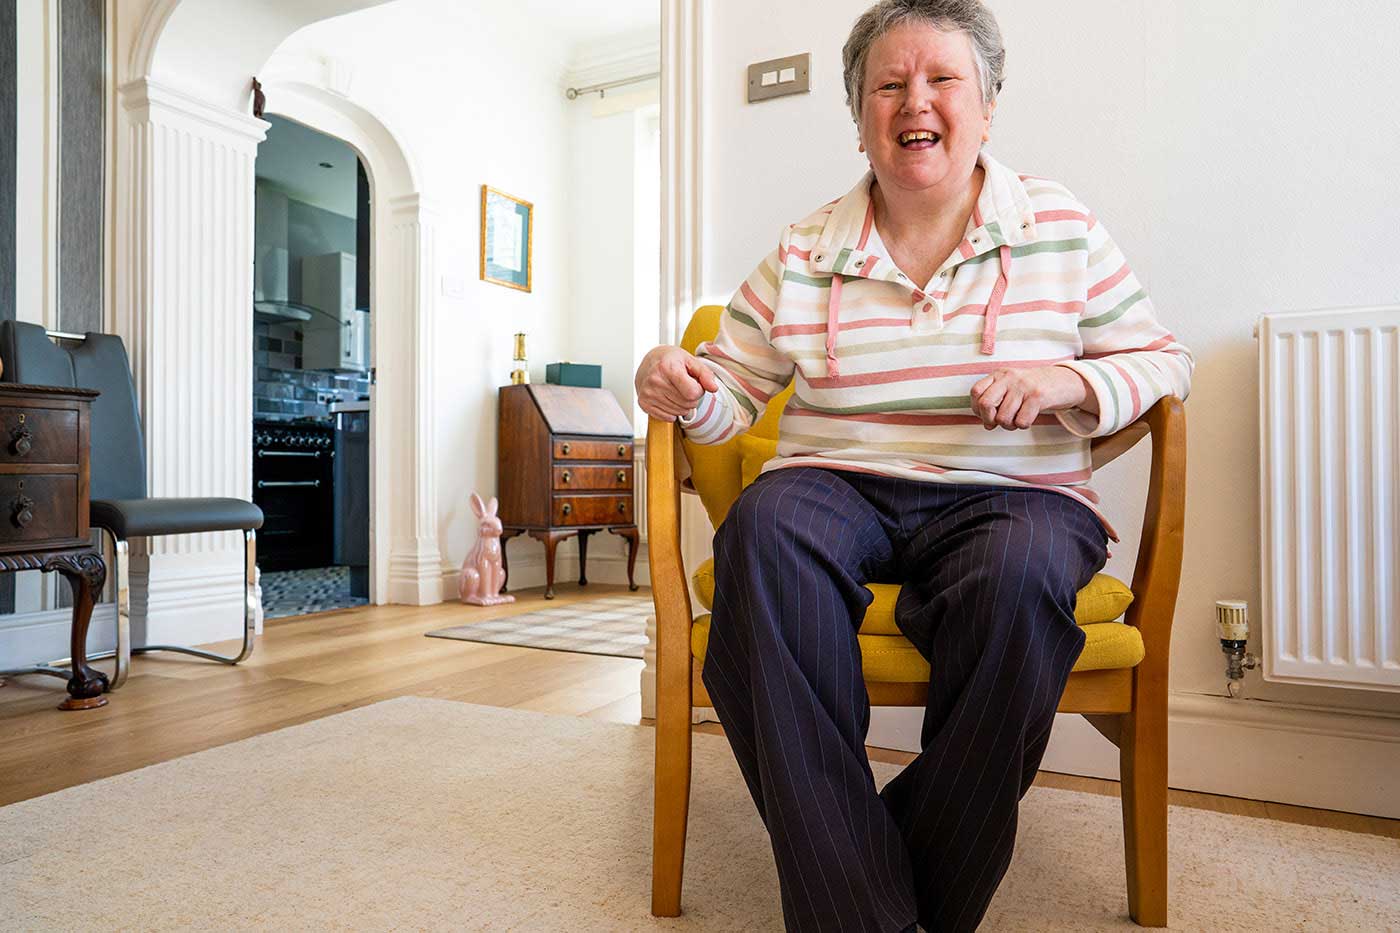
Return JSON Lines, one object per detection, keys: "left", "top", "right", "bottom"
{"left": 609, "top": 526, "right": 641, "bottom": 591}
{"left": 527, "top": 530, "right": 566, "bottom": 599}
{"left": 577, "top": 531, "right": 592, "bottom": 586}
{"left": 499, "top": 529, "right": 523, "bottom": 592}
{"left": 45, "top": 550, "right": 109, "bottom": 711}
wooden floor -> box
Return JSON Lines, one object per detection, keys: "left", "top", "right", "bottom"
{"left": 2, "top": 583, "right": 1396, "bottom": 842}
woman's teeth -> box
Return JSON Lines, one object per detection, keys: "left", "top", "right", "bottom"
{"left": 898, "top": 131, "right": 940, "bottom": 147}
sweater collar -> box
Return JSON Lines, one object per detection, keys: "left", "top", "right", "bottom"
{"left": 808, "top": 150, "right": 1038, "bottom": 281}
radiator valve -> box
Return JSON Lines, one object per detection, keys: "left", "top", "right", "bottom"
{"left": 1217, "top": 599, "right": 1258, "bottom": 697}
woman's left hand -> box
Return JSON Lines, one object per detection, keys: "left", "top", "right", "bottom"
{"left": 970, "top": 365, "right": 1095, "bottom": 430}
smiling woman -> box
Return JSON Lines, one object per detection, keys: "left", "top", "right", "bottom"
{"left": 634, "top": 0, "right": 1194, "bottom": 930}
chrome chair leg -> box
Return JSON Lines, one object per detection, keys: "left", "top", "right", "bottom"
{"left": 87, "top": 529, "right": 257, "bottom": 685}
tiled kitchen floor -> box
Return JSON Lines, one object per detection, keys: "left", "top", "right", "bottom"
{"left": 260, "top": 566, "right": 368, "bottom": 619}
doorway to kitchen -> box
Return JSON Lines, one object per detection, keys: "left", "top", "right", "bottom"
{"left": 252, "top": 116, "right": 372, "bottom": 619}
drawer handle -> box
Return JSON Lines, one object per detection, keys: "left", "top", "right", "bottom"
{"left": 617, "top": 444, "right": 627, "bottom": 456}
{"left": 562, "top": 503, "right": 572, "bottom": 516}
{"left": 10, "top": 419, "right": 33, "bottom": 457}
{"left": 561, "top": 470, "right": 571, "bottom": 484}
{"left": 617, "top": 502, "right": 627, "bottom": 513}
{"left": 11, "top": 492, "right": 34, "bottom": 529}
{"left": 561, "top": 442, "right": 571, "bottom": 455}
{"left": 617, "top": 469, "right": 626, "bottom": 483}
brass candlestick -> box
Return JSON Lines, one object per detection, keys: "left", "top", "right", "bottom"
{"left": 510, "top": 332, "right": 529, "bottom": 385}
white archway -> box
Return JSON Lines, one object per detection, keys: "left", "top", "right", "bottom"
{"left": 112, "top": 0, "right": 442, "bottom": 650}
{"left": 257, "top": 75, "right": 439, "bottom": 606}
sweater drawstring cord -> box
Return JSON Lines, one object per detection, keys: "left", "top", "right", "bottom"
{"left": 826, "top": 274, "right": 843, "bottom": 377}
{"left": 981, "top": 243, "right": 1011, "bottom": 355}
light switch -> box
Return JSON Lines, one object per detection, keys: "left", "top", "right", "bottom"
{"left": 747, "top": 53, "right": 812, "bottom": 103}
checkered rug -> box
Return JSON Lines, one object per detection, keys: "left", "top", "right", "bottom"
{"left": 425, "top": 594, "right": 652, "bottom": 659}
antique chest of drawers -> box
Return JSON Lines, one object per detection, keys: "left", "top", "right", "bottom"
{"left": 496, "top": 384, "right": 639, "bottom": 599}
{"left": 0, "top": 383, "right": 109, "bottom": 709}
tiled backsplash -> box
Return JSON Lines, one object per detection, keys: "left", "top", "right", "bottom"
{"left": 254, "top": 321, "right": 370, "bottom": 421}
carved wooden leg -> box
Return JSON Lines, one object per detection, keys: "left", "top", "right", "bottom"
{"left": 528, "top": 530, "right": 564, "bottom": 599}
{"left": 577, "top": 531, "right": 592, "bottom": 586}
{"left": 499, "top": 529, "right": 523, "bottom": 592}
{"left": 46, "top": 550, "right": 109, "bottom": 711}
{"left": 609, "top": 525, "right": 641, "bottom": 591}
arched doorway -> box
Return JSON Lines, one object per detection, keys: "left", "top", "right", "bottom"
{"left": 112, "top": 0, "right": 441, "bottom": 651}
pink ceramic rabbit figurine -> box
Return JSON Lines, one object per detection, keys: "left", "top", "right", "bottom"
{"left": 460, "top": 492, "right": 515, "bottom": 606}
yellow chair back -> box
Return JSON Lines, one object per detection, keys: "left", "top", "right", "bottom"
{"left": 680, "top": 306, "right": 795, "bottom": 527}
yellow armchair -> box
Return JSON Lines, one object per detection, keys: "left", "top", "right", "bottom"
{"left": 647, "top": 306, "right": 1186, "bottom": 927}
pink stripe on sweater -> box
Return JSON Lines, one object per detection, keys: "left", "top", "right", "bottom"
{"left": 771, "top": 317, "right": 912, "bottom": 338}
{"left": 1106, "top": 359, "right": 1143, "bottom": 422}
{"left": 783, "top": 244, "right": 812, "bottom": 261}
{"left": 1081, "top": 334, "right": 1175, "bottom": 359}
{"left": 1034, "top": 209, "right": 1091, "bottom": 224}
{"left": 1087, "top": 262, "right": 1131, "bottom": 300}
{"left": 946, "top": 298, "right": 1085, "bottom": 321}
{"left": 739, "top": 282, "right": 775, "bottom": 323}
{"left": 688, "top": 392, "right": 718, "bottom": 431}
{"left": 787, "top": 407, "right": 1059, "bottom": 427}
{"left": 806, "top": 355, "right": 1074, "bottom": 389}
{"left": 1000, "top": 467, "right": 1093, "bottom": 484}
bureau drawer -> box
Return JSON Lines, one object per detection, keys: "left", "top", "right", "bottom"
{"left": 553, "top": 439, "right": 632, "bottom": 462}
{"left": 552, "top": 494, "right": 632, "bottom": 526}
{"left": 0, "top": 407, "right": 79, "bottom": 464}
{"left": 553, "top": 464, "right": 632, "bottom": 491}
{"left": 0, "top": 475, "right": 79, "bottom": 543}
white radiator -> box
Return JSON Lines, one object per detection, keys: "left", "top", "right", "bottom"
{"left": 1258, "top": 306, "right": 1400, "bottom": 691}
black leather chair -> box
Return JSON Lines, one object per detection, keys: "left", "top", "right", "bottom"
{"left": 0, "top": 321, "right": 263, "bottom": 689}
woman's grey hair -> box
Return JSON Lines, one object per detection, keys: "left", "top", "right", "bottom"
{"left": 842, "top": 0, "right": 1006, "bottom": 123}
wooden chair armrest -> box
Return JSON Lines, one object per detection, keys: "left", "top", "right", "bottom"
{"left": 1122, "top": 396, "right": 1187, "bottom": 667}
{"left": 1090, "top": 421, "right": 1151, "bottom": 471}
{"left": 645, "top": 417, "right": 697, "bottom": 663}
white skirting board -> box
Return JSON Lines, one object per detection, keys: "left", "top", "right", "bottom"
{"left": 438, "top": 539, "right": 650, "bottom": 602}
{"left": 0, "top": 604, "right": 119, "bottom": 671}
{"left": 675, "top": 697, "right": 1400, "bottom": 819}
{"left": 869, "top": 693, "right": 1400, "bottom": 820}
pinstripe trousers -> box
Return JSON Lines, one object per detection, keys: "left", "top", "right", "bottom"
{"left": 701, "top": 467, "right": 1110, "bottom": 933}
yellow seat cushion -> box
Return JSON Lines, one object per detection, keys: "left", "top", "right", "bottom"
{"left": 690, "top": 614, "right": 1145, "bottom": 679}
{"left": 692, "top": 559, "right": 1134, "bottom": 633}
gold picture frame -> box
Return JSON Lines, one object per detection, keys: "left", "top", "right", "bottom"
{"left": 480, "top": 185, "right": 533, "bottom": 292}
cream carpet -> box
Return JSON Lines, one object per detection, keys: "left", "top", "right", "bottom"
{"left": 1, "top": 697, "right": 1395, "bottom": 931}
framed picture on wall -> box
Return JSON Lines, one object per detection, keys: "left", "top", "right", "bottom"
{"left": 480, "top": 186, "right": 533, "bottom": 292}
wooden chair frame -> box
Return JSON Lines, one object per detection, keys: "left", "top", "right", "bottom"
{"left": 646, "top": 395, "right": 1186, "bottom": 927}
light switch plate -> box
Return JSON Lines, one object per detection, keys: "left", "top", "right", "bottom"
{"left": 747, "top": 53, "right": 811, "bottom": 103}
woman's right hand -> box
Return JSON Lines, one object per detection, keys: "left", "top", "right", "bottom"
{"left": 635, "top": 346, "right": 721, "bottom": 421}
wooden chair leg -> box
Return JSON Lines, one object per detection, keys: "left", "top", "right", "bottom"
{"left": 1120, "top": 686, "right": 1168, "bottom": 926}
{"left": 651, "top": 670, "right": 692, "bottom": 916}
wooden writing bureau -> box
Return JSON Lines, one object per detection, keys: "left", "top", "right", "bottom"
{"left": 0, "top": 384, "right": 108, "bottom": 709}
{"left": 497, "top": 384, "right": 639, "bottom": 599}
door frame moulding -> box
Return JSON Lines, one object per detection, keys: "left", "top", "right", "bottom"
{"left": 257, "top": 76, "right": 436, "bottom": 606}
{"left": 643, "top": 0, "right": 706, "bottom": 719}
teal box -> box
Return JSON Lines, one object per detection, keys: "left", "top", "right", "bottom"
{"left": 545, "top": 362, "right": 602, "bottom": 388}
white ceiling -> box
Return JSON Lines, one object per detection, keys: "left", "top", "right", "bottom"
{"left": 511, "top": 0, "right": 659, "bottom": 52}
{"left": 255, "top": 115, "right": 360, "bottom": 217}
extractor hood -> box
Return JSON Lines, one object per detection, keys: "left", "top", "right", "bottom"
{"left": 254, "top": 246, "right": 314, "bottom": 322}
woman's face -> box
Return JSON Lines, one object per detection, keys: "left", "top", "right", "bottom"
{"left": 857, "top": 22, "right": 993, "bottom": 199}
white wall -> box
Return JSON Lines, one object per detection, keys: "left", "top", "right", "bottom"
{"left": 566, "top": 102, "right": 638, "bottom": 425}
{"left": 701, "top": 0, "right": 1400, "bottom": 808}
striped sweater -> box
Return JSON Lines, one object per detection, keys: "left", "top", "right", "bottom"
{"left": 679, "top": 151, "right": 1194, "bottom": 542}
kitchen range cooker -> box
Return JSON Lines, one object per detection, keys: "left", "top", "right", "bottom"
{"left": 252, "top": 419, "right": 335, "bottom": 570}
